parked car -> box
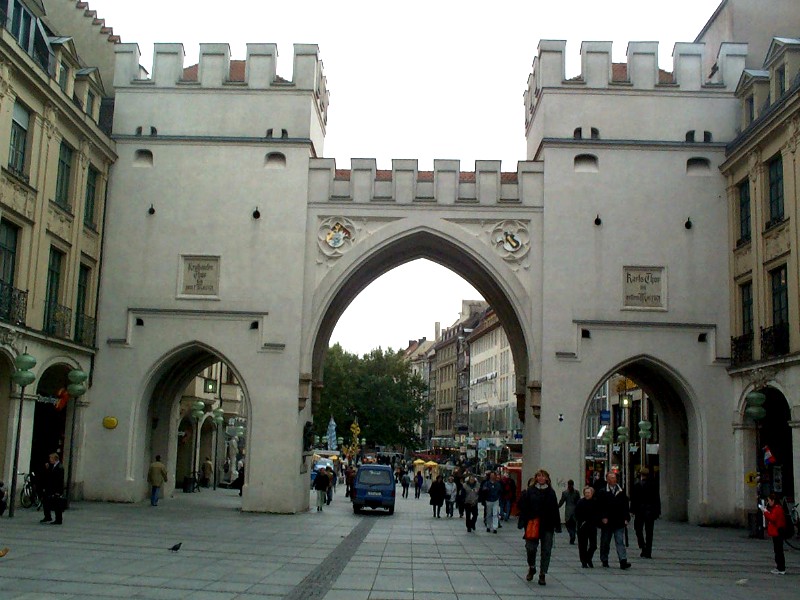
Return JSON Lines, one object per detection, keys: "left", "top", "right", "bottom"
{"left": 351, "top": 463, "right": 395, "bottom": 515}
{"left": 310, "top": 459, "right": 334, "bottom": 487}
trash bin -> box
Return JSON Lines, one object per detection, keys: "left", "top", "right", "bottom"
{"left": 747, "top": 510, "right": 764, "bottom": 538}
{"left": 182, "top": 476, "right": 195, "bottom": 493}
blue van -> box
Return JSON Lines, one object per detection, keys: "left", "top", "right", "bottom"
{"left": 351, "top": 464, "right": 395, "bottom": 515}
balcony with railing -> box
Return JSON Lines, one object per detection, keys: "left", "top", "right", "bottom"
{"left": 74, "top": 313, "right": 96, "bottom": 347}
{"left": 44, "top": 301, "right": 72, "bottom": 340}
{"left": 761, "top": 322, "right": 790, "bottom": 359}
{"left": 730, "top": 333, "right": 754, "bottom": 367}
{"left": 0, "top": 280, "right": 27, "bottom": 325}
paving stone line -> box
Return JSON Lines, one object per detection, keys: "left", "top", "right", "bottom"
{"left": 284, "top": 516, "right": 376, "bottom": 600}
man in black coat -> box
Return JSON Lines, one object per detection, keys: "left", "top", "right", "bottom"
{"left": 596, "top": 472, "right": 631, "bottom": 569}
{"left": 41, "top": 453, "right": 64, "bottom": 525}
{"left": 630, "top": 467, "right": 660, "bottom": 558}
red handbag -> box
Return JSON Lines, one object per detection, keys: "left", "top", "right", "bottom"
{"left": 524, "top": 517, "right": 540, "bottom": 540}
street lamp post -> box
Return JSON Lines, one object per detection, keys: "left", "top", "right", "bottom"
{"left": 191, "top": 401, "right": 205, "bottom": 490}
{"left": 9, "top": 352, "right": 37, "bottom": 518}
{"left": 64, "top": 368, "right": 88, "bottom": 508}
{"left": 211, "top": 408, "right": 224, "bottom": 490}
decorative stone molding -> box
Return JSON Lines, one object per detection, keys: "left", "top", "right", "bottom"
{"left": 763, "top": 221, "right": 789, "bottom": 262}
{"left": 1, "top": 175, "right": 36, "bottom": 220}
{"left": 47, "top": 202, "right": 74, "bottom": 243}
{"left": 747, "top": 149, "right": 762, "bottom": 182}
{"left": 733, "top": 244, "right": 752, "bottom": 278}
{"left": 0, "top": 59, "right": 13, "bottom": 99}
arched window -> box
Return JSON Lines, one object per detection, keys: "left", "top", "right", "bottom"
{"left": 574, "top": 154, "right": 599, "bottom": 173}
{"left": 265, "top": 152, "right": 286, "bottom": 169}
{"left": 590, "top": 127, "right": 599, "bottom": 140}
{"left": 703, "top": 131, "right": 712, "bottom": 142}
{"left": 685, "top": 130, "right": 696, "bottom": 142}
{"left": 686, "top": 157, "right": 711, "bottom": 175}
{"left": 134, "top": 149, "right": 153, "bottom": 167}
{"left": 573, "top": 127, "right": 583, "bottom": 139}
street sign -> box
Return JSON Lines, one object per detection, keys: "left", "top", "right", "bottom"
{"left": 478, "top": 449, "right": 488, "bottom": 459}
{"left": 600, "top": 410, "right": 610, "bottom": 423}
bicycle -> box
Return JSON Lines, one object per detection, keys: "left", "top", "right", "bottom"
{"left": 781, "top": 498, "right": 799, "bottom": 550}
{"left": 19, "top": 472, "right": 42, "bottom": 510}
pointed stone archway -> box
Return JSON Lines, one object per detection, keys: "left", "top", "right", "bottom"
{"left": 303, "top": 224, "right": 537, "bottom": 434}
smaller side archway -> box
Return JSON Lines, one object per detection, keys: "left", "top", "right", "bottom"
{"left": 140, "top": 343, "right": 250, "bottom": 499}
{"left": 582, "top": 355, "right": 697, "bottom": 521}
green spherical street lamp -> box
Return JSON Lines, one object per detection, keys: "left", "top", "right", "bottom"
{"left": 745, "top": 391, "right": 766, "bottom": 421}
{"left": 9, "top": 352, "right": 37, "bottom": 518}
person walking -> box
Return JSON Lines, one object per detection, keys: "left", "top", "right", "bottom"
{"left": 42, "top": 453, "right": 64, "bottom": 525}
{"left": 454, "top": 469, "right": 466, "bottom": 517}
{"left": 414, "top": 470, "right": 424, "bottom": 499}
{"left": 630, "top": 467, "right": 660, "bottom": 558}
{"left": 312, "top": 467, "right": 329, "bottom": 512}
{"left": 463, "top": 474, "right": 481, "bottom": 532}
{"left": 325, "top": 466, "right": 336, "bottom": 505}
{"left": 761, "top": 493, "right": 787, "bottom": 575}
{"left": 483, "top": 472, "right": 503, "bottom": 533}
{"left": 147, "top": 455, "right": 168, "bottom": 506}
{"left": 517, "top": 469, "right": 561, "bottom": 586}
{"left": 575, "top": 485, "right": 599, "bottom": 568}
{"left": 401, "top": 470, "right": 411, "bottom": 498}
{"left": 558, "top": 479, "right": 581, "bottom": 544}
{"left": 596, "top": 472, "right": 632, "bottom": 569}
{"left": 501, "top": 473, "right": 517, "bottom": 521}
{"left": 201, "top": 457, "right": 213, "bottom": 488}
{"left": 444, "top": 476, "right": 457, "bottom": 517}
{"left": 429, "top": 475, "right": 446, "bottom": 518}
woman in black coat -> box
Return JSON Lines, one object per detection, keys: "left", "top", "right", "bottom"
{"left": 428, "top": 475, "right": 446, "bottom": 518}
{"left": 575, "top": 485, "right": 599, "bottom": 568}
{"left": 517, "top": 469, "right": 561, "bottom": 586}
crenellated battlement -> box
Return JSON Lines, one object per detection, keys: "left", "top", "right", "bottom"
{"left": 308, "top": 159, "right": 543, "bottom": 206}
{"left": 113, "top": 42, "right": 329, "bottom": 120}
{"left": 524, "top": 40, "right": 748, "bottom": 124}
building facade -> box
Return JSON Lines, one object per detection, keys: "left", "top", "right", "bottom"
{"left": 0, "top": 0, "right": 115, "bottom": 499}
{"left": 722, "top": 36, "right": 800, "bottom": 505}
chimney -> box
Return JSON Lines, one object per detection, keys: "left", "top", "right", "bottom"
{"left": 435, "top": 322, "right": 441, "bottom": 341}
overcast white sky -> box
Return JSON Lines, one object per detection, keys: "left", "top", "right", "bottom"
{"left": 87, "top": 0, "right": 723, "bottom": 355}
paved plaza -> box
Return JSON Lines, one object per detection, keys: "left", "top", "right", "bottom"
{"left": 0, "top": 485, "right": 795, "bottom": 599}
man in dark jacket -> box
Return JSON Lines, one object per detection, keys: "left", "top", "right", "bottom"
{"left": 630, "top": 467, "right": 660, "bottom": 558}
{"left": 517, "top": 469, "right": 561, "bottom": 586}
{"left": 41, "top": 453, "right": 64, "bottom": 525}
{"left": 596, "top": 471, "right": 631, "bottom": 569}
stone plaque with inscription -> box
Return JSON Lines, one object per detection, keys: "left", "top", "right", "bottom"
{"left": 181, "top": 256, "right": 220, "bottom": 296}
{"left": 623, "top": 266, "right": 665, "bottom": 309}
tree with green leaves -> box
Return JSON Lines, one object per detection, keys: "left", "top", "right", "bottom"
{"left": 315, "top": 344, "right": 430, "bottom": 451}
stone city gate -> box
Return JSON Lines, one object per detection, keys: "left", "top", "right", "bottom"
{"left": 81, "top": 39, "right": 745, "bottom": 522}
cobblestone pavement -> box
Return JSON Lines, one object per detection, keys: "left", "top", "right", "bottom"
{"left": 0, "top": 485, "right": 796, "bottom": 599}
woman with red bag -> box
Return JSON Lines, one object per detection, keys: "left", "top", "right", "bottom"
{"left": 517, "top": 469, "right": 561, "bottom": 586}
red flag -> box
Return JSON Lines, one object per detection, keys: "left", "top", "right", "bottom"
{"left": 54, "top": 388, "right": 70, "bottom": 411}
